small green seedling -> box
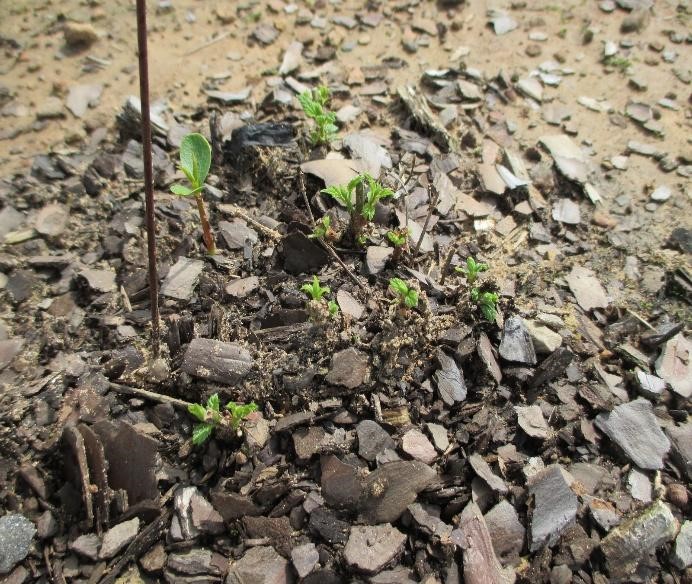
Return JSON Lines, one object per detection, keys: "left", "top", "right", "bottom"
{"left": 389, "top": 278, "right": 419, "bottom": 309}
{"left": 301, "top": 275, "right": 331, "bottom": 301}
{"left": 387, "top": 228, "right": 409, "bottom": 262}
{"left": 603, "top": 55, "right": 632, "bottom": 73}
{"left": 301, "top": 276, "right": 339, "bottom": 322}
{"left": 471, "top": 288, "right": 499, "bottom": 322}
{"left": 171, "top": 133, "right": 216, "bottom": 255}
{"left": 298, "top": 86, "right": 338, "bottom": 146}
{"left": 456, "top": 257, "right": 489, "bottom": 285}
{"left": 188, "top": 394, "right": 258, "bottom": 445}
{"left": 226, "top": 402, "right": 259, "bottom": 430}
{"left": 309, "top": 215, "right": 332, "bottom": 240}
{"left": 322, "top": 173, "right": 395, "bottom": 240}
{"left": 387, "top": 230, "right": 408, "bottom": 247}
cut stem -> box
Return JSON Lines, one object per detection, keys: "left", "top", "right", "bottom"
{"left": 195, "top": 194, "right": 216, "bottom": 255}
{"left": 352, "top": 180, "right": 366, "bottom": 241}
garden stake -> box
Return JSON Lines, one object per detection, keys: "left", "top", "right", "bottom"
{"left": 136, "top": 0, "right": 161, "bottom": 358}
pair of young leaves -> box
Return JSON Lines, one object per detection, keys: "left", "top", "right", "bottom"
{"left": 170, "top": 133, "right": 212, "bottom": 198}
{"left": 456, "top": 257, "right": 499, "bottom": 321}
{"left": 188, "top": 394, "right": 258, "bottom": 445}
{"left": 389, "top": 278, "right": 419, "bottom": 309}
{"left": 301, "top": 275, "right": 339, "bottom": 316}
{"left": 322, "top": 173, "right": 395, "bottom": 221}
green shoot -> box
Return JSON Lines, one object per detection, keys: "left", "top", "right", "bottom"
{"left": 360, "top": 174, "right": 394, "bottom": 221}
{"left": 171, "top": 133, "right": 216, "bottom": 255}
{"left": 188, "top": 394, "right": 257, "bottom": 445}
{"left": 328, "top": 300, "right": 339, "bottom": 316}
{"left": 309, "top": 215, "right": 332, "bottom": 239}
{"left": 298, "top": 86, "right": 338, "bottom": 146}
{"left": 455, "top": 257, "right": 489, "bottom": 285}
{"left": 603, "top": 55, "right": 632, "bottom": 73}
{"left": 387, "top": 230, "right": 408, "bottom": 247}
{"left": 301, "top": 275, "right": 331, "bottom": 301}
{"left": 321, "top": 173, "right": 394, "bottom": 240}
{"left": 226, "top": 402, "right": 259, "bottom": 430}
{"left": 471, "top": 288, "right": 499, "bottom": 322}
{"left": 389, "top": 278, "right": 419, "bottom": 309}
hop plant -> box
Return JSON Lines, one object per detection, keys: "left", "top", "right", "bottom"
{"left": 301, "top": 275, "right": 331, "bottom": 301}
{"left": 471, "top": 288, "right": 499, "bottom": 322}
{"left": 298, "top": 86, "right": 338, "bottom": 146}
{"left": 389, "top": 278, "right": 419, "bottom": 309}
{"left": 188, "top": 394, "right": 258, "bottom": 445}
{"left": 455, "top": 257, "right": 489, "bottom": 285}
{"left": 170, "top": 133, "right": 216, "bottom": 255}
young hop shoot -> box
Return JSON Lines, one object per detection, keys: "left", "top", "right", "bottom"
{"left": 389, "top": 278, "right": 419, "bottom": 309}
{"left": 456, "top": 256, "right": 489, "bottom": 285}
{"left": 298, "top": 86, "right": 338, "bottom": 146}
{"left": 170, "top": 133, "right": 216, "bottom": 255}
{"left": 188, "top": 394, "right": 258, "bottom": 445}
{"left": 321, "top": 173, "right": 395, "bottom": 240}
{"left": 301, "top": 275, "right": 339, "bottom": 320}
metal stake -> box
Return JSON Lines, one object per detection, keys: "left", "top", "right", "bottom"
{"left": 136, "top": 0, "right": 160, "bottom": 357}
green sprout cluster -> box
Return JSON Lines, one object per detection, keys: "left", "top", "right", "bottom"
{"left": 188, "top": 394, "right": 258, "bottom": 445}
{"left": 323, "top": 173, "right": 394, "bottom": 221}
{"left": 170, "top": 133, "right": 217, "bottom": 255}
{"left": 455, "top": 256, "right": 488, "bottom": 285}
{"left": 301, "top": 275, "right": 339, "bottom": 317}
{"left": 322, "top": 173, "right": 395, "bottom": 242}
{"left": 309, "top": 215, "right": 332, "bottom": 240}
{"left": 471, "top": 288, "right": 500, "bottom": 322}
{"left": 456, "top": 256, "right": 499, "bottom": 322}
{"left": 386, "top": 229, "right": 408, "bottom": 247}
{"left": 298, "top": 86, "right": 338, "bottom": 146}
{"left": 389, "top": 278, "right": 419, "bottom": 309}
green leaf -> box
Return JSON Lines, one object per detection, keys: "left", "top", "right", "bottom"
{"left": 347, "top": 173, "right": 367, "bottom": 193}
{"left": 387, "top": 231, "right": 406, "bottom": 246}
{"left": 188, "top": 403, "right": 207, "bottom": 422}
{"left": 226, "top": 402, "right": 259, "bottom": 429}
{"left": 179, "top": 133, "right": 211, "bottom": 189}
{"left": 192, "top": 423, "right": 214, "bottom": 445}
{"left": 322, "top": 185, "right": 353, "bottom": 211}
{"left": 328, "top": 300, "right": 339, "bottom": 316}
{"left": 207, "top": 393, "right": 220, "bottom": 412}
{"left": 389, "top": 278, "right": 409, "bottom": 297}
{"left": 405, "top": 290, "right": 419, "bottom": 308}
{"left": 314, "top": 85, "right": 330, "bottom": 105}
{"left": 301, "top": 275, "right": 329, "bottom": 301}
{"left": 476, "top": 291, "right": 498, "bottom": 322}
{"left": 298, "top": 91, "right": 314, "bottom": 111}
{"left": 171, "top": 184, "right": 196, "bottom": 196}
{"left": 481, "top": 302, "right": 497, "bottom": 322}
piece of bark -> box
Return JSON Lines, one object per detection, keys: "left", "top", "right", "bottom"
{"left": 452, "top": 501, "right": 516, "bottom": 584}
{"left": 181, "top": 338, "right": 253, "bottom": 384}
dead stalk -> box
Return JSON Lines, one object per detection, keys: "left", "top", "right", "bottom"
{"left": 414, "top": 181, "right": 438, "bottom": 255}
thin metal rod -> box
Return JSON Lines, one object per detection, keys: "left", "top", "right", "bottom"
{"left": 136, "top": 0, "right": 160, "bottom": 358}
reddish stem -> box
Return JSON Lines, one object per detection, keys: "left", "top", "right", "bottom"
{"left": 195, "top": 194, "right": 216, "bottom": 255}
